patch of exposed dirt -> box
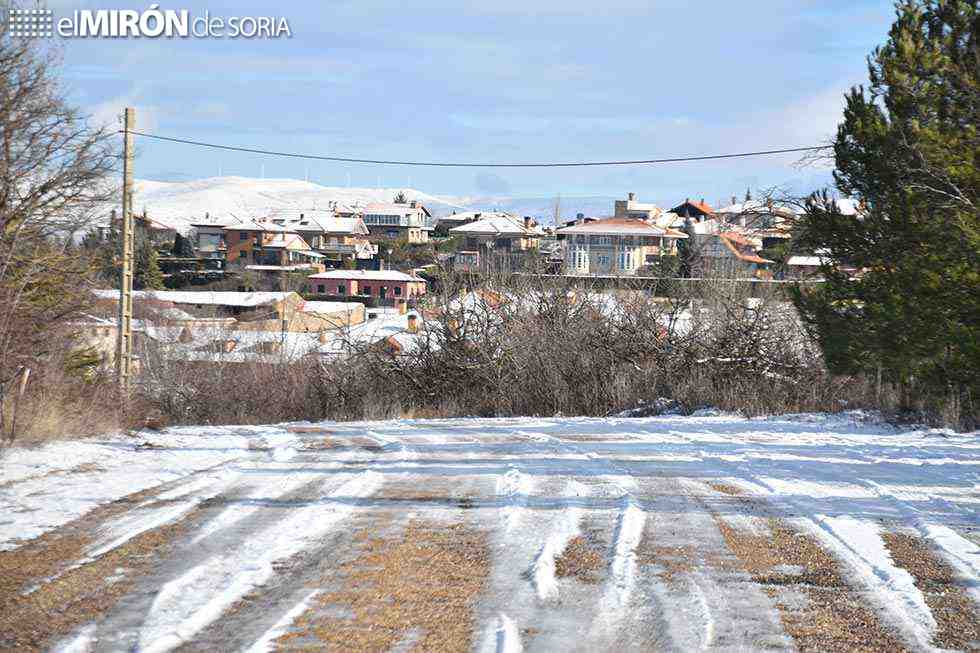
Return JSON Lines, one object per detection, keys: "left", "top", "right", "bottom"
{"left": 0, "top": 463, "right": 105, "bottom": 490}
{"left": 881, "top": 531, "right": 980, "bottom": 650}
{"left": 0, "top": 488, "right": 206, "bottom": 650}
{"left": 554, "top": 535, "right": 605, "bottom": 584}
{"left": 708, "top": 482, "right": 745, "bottom": 496}
{"left": 276, "top": 520, "right": 490, "bottom": 651}
{"left": 557, "top": 434, "right": 636, "bottom": 443}
{"left": 639, "top": 545, "right": 699, "bottom": 582}
{"left": 716, "top": 516, "right": 909, "bottom": 652}
{"left": 285, "top": 426, "right": 335, "bottom": 435}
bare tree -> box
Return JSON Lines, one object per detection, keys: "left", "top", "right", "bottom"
{"left": 0, "top": 13, "right": 117, "bottom": 441}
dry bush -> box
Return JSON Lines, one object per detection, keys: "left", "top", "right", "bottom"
{"left": 138, "top": 270, "right": 890, "bottom": 427}
{"left": 0, "top": 332, "right": 124, "bottom": 447}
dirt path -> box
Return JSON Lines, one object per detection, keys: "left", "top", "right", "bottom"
{"left": 1, "top": 415, "right": 977, "bottom": 651}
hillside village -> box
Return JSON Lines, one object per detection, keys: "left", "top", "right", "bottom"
{"left": 79, "top": 188, "right": 855, "bottom": 370}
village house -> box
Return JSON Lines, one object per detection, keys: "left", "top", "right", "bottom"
{"left": 613, "top": 192, "right": 665, "bottom": 222}
{"left": 361, "top": 201, "right": 433, "bottom": 243}
{"left": 307, "top": 269, "right": 427, "bottom": 305}
{"left": 449, "top": 214, "right": 544, "bottom": 272}
{"left": 223, "top": 221, "right": 324, "bottom": 270}
{"left": 670, "top": 198, "right": 714, "bottom": 222}
{"left": 698, "top": 231, "right": 773, "bottom": 278}
{"left": 714, "top": 198, "right": 797, "bottom": 250}
{"left": 556, "top": 217, "right": 688, "bottom": 276}
{"left": 91, "top": 289, "right": 365, "bottom": 333}
{"left": 264, "top": 210, "right": 378, "bottom": 266}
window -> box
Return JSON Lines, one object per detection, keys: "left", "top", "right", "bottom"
{"left": 362, "top": 286, "right": 371, "bottom": 295}
{"left": 337, "top": 285, "right": 345, "bottom": 295}
{"left": 317, "top": 284, "right": 325, "bottom": 294}
{"left": 239, "top": 231, "right": 248, "bottom": 240}
{"left": 394, "top": 286, "right": 402, "bottom": 296}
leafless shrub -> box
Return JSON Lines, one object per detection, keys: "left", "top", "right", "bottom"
{"left": 138, "top": 269, "right": 884, "bottom": 427}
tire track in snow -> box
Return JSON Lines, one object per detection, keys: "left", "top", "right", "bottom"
{"left": 591, "top": 497, "right": 646, "bottom": 632}
{"left": 496, "top": 467, "right": 534, "bottom": 534}
{"left": 478, "top": 612, "right": 523, "bottom": 653}
{"left": 135, "top": 470, "right": 383, "bottom": 653}
{"left": 243, "top": 589, "right": 321, "bottom": 653}
{"left": 801, "top": 514, "right": 938, "bottom": 649}
{"left": 529, "top": 480, "right": 588, "bottom": 601}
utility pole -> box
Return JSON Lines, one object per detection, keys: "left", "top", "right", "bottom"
{"left": 116, "top": 107, "right": 136, "bottom": 394}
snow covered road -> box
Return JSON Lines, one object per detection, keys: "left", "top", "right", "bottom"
{"left": 1, "top": 413, "right": 978, "bottom": 651}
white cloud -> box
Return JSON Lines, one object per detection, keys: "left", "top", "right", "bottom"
{"left": 89, "top": 94, "right": 160, "bottom": 132}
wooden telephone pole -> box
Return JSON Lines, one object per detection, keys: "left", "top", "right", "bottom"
{"left": 116, "top": 107, "right": 135, "bottom": 393}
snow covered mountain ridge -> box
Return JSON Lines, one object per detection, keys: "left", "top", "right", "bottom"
{"left": 108, "top": 176, "right": 620, "bottom": 233}
{"left": 116, "top": 176, "right": 468, "bottom": 232}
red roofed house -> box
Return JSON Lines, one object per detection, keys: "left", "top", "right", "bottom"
{"left": 699, "top": 231, "right": 773, "bottom": 278}
{"left": 307, "top": 269, "right": 427, "bottom": 306}
{"left": 670, "top": 198, "right": 714, "bottom": 222}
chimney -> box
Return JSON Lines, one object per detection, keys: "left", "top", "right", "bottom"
{"left": 628, "top": 192, "right": 635, "bottom": 201}
{"left": 523, "top": 216, "right": 533, "bottom": 230}
{"left": 731, "top": 196, "right": 737, "bottom": 206}
{"left": 407, "top": 313, "right": 418, "bottom": 333}
{"left": 409, "top": 200, "right": 417, "bottom": 208}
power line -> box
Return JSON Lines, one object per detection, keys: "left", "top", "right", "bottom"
{"left": 123, "top": 129, "right": 831, "bottom": 168}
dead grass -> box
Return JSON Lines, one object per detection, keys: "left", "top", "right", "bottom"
{"left": 881, "top": 531, "right": 980, "bottom": 650}
{"left": 708, "top": 482, "right": 745, "bottom": 496}
{"left": 638, "top": 545, "right": 700, "bottom": 582}
{"left": 716, "top": 516, "right": 909, "bottom": 652}
{"left": 554, "top": 535, "right": 605, "bottom": 584}
{"left": 0, "top": 485, "right": 202, "bottom": 650}
{"left": 277, "top": 520, "right": 491, "bottom": 652}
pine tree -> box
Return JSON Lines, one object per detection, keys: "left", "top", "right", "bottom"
{"left": 173, "top": 232, "right": 195, "bottom": 257}
{"left": 793, "top": 0, "right": 979, "bottom": 425}
{"left": 135, "top": 238, "right": 165, "bottom": 290}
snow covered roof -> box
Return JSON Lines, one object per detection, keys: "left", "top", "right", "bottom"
{"left": 307, "top": 269, "right": 423, "bottom": 282}
{"left": 363, "top": 202, "right": 425, "bottom": 216}
{"left": 715, "top": 200, "right": 798, "bottom": 217}
{"left": 301, "top": 301, "right": 364, "bottom": 314}
{"left": 225, "top": 220, "right": 295, "bottom": 233}
{"left": 557, "top": 217, "right": 688, "bottom": 238}
{"left": 450, "top": 214, "right": 544, "bottom": 237}
{"left": 261, "top": 233, "right": 311, "bottom": 250}
{"left": 93, "top": 290, "right": 295, "bottom": 307}
{"left": 787, "top": 255, "right": 830, "bottom": 267}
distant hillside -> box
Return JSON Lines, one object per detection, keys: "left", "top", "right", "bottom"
{"left": 118, "top": 177, "right": 468, "bottom": 232}
{"left": 109, "top": 176, "right": 624, "bottom": 232}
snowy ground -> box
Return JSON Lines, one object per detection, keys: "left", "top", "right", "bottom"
{"left": 1, "top": 413, "right": 978, "bottom": 651}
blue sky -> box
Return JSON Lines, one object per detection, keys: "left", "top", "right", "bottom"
{"left": 57, "top": 0, "right": 897, "bottom": 203}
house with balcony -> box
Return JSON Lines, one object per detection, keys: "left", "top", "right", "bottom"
{"left": 556, "top": 217, "right": 687, "bottom": 276}
{"left": 361, "top": 201, "right": 433, "bottom": 243}
{"left": 449, "top": 214, "right": 544, "bottom": 272}
{"left": 264, "top": 210, "right": 378, "bottom": 266}
{"left": 223, "top": 221, "right": 323, "bottom": 269}
{"left": 307, "top": 269, "right": 427, "bottom": 305}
